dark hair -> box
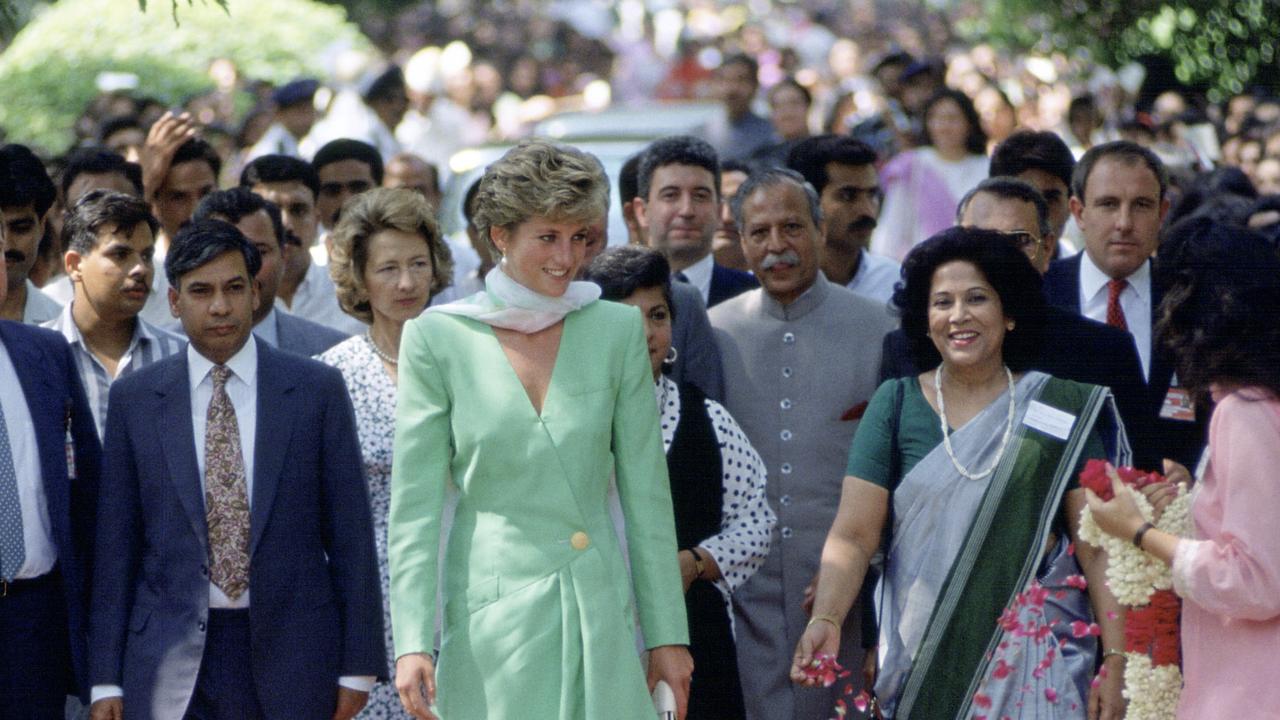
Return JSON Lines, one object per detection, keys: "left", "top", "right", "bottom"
{"left": 922, "top": 89, "right": 987, "bottom": 156}
{"left": 170, "top": 137, "right": 222, "bottom": 181}
{"left": 63, "top": 190, "right": 159, "bottom": 255}
{"left": 165, "top": 218, "right": 262, "bottom": 288}
{"left": 787, "top": 134, "right": 877, "bottom": 194}
{"left": 730, "top": 167, "right": 822, "bottom": 231}
{"left": 59, "top": 148, "right": 144, "bottom": 200}
{"left": 721, "top": 53, "right": 759, "bottom": 83}
{"left": 97, "top": 115, "right": 142, "bottom": 145}
{"left": 462, "top": 175, "right": 483, "bottom": 229}
{"left": 0, "top": 144, "right": 57, "bottom": 215}
{"left": 894, "top": 226, "right": 1046, "bottom": 372}
{"left": 583, "top": 245, "right": 676, "bottom": 324}
{"left": 312, "top": 138, "right": 384, "bottom": 185}
{"left": 956, "top": 177, "right": 1051, "bottom": 239}
{"left": 1156, "top": 216, "right": 1280, "bottom": 398}
{"left": 1073, "top": 140, "right": 1168, "bottom": 201}
{"left": 193, "top": 187, "right": 285, "bottom": 250}
{"left": 720, "top": 159, "right": 752, "bottom": 176}
{"left": 619, "top": 153, "right": 642, "bottom": 210}
{"left": 1067, "top": 94, "right": 1099, "bottom": 122}
{"left": 637, "top": 135, "right": 720, "bottom": 201}
{"left": 239, "top": 154, "right": 321, "bottom": 200}
{"left": 768, "top": 77, "right": 812, "bottom": 108}
{"left": 989, "top": 131, "right": 1075, "bottom": 191}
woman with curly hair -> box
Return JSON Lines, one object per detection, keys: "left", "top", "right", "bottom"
{"left": 318, "top": 186, "right": 453, "bottom": 718}
{"left": 1087, "top": 217, "right": 1280, "bottom": 718}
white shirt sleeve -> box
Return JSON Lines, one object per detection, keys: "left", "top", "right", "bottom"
{"left": 698, "top": 399, "right": 776, "bottom": 595}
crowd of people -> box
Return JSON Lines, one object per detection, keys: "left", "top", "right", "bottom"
{"left": 2, "top": 6, "right": 1280, "bottom": 720}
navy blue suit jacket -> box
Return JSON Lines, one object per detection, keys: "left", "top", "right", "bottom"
{"left": 707, "top": 263, "right": 759, "bottom": 308}
{"left": 90, "top": 341, "right": 383, "bottom": 719}
{"left": 0, "top": 320, "right": 102, "bottom": 701}
{"left": 1043, "top": 253, "right": 1206, "bottom": 468}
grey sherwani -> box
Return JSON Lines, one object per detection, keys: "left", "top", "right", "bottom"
{"left": 711, "top": 275, "right": 897, "bottom": 720}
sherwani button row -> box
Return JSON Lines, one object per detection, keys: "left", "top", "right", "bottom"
{"left": 780, "top": 399, "right": 792, "bottom": 410}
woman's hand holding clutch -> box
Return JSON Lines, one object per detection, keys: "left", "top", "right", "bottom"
{"left": 647, "top": 644, "right": 694, "bottom": 720}
{"left": 395, "top": 652, "right": 439, "bottom": 720}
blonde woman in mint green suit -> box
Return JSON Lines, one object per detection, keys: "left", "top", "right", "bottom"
{"left": 389, "top": 141, "right": 693, "bottom": 720}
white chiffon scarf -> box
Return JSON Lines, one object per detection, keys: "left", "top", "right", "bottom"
{"left": 425, "top": 264, "right": 600, "bottom": 333}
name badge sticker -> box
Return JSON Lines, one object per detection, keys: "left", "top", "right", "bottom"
{"left": 1024, "top": 401, "right": 1076, "bottom": 441}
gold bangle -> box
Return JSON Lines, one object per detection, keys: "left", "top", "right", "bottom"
{"left": 806, "top": 614, "right": 841, "bottom": 630}
{"left": 1102, "top": 650, "right": 1127, "bottom": 662}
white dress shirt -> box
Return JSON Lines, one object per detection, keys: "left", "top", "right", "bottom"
{"left": 21, "top": 280, "right": 62, "bottom": 325}
{"left": 846, "top": 249, "right": 901, "bottom": 305}
{"left": 1079, "top": 252, "right": 1153, "bottom": 380}
{"left": 188, "top": 339, "right": 258, "bottom": 610}
{"left": 678, "top": 253, "right": 715, "bottom": 305}
{"left": 0, "top": 340, "right": 56, "bottom": 579}
{"left": 92, "top": 336, "right": 371, "bottom": 703}
{"left": 276, "top": 262, "right": 367, "bottom": 336}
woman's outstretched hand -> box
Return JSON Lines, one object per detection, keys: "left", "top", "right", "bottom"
{"left": 647, "top": 644, "right": 694, "bottom": 720}
{"left": 395, "top": 652, "right": 439, "bottom": 720}
{"left": 790, "top": 619, "right": 841, "bottom": 686}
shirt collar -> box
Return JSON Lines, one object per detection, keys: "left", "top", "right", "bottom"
{"left": 1080, "top": 251, "right": 1151, "bottom": 304}
{"left": 252, "top": 308, "right": 280, "bottom": 347}
{"left": 188, "top": 333, "right": 259, "bottom": 390}
{"left": 678, "top": 253, "right": 715, "bottom": 298}
{"left": 762, "top": 271, "right": 831, "bottom": 321}
{"left": 54, "top": 300, "right": 153, "bottom": 356}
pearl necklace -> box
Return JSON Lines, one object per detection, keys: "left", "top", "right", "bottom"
{"left": 935, "top": 364, "right": 1015, "bottom": 480}
{"left": 367, "top": 330, "right": 398, "bottom": 366}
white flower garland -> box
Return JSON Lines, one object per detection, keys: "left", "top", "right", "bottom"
{"left": 1079, "top": 483, "right": 1192, "bottom": 720}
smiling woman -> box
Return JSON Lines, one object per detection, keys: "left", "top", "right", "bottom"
{"left": 795, "top": 226, "right": 1132, "bottom": 719}
{"left": 389, "top": 140, "right": 694, "bottom": 720}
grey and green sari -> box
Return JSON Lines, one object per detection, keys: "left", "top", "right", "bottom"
{"left": 874, "top": 371, "right": 1128, "bottom": 719}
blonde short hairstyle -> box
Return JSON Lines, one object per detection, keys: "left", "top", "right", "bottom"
{"left": 328, "top": 187, "right": 454, "bottom": 324}
{"left": 473, "top": 140, "right": 609, "bottom": 254}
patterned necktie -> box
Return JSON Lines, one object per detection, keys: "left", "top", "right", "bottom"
{"left": 0, "top": 401, "right": 24, "bottom": 582}
{"left": 1106, "top": 278, "right": 1129, "bottom": 331}
{"left": 204, "top": 365, "right": 250, "bottom": 600}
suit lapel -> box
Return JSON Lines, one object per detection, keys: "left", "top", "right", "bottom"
{"left": 0, "top": 323, "right": 62, "bottom": 524}
{"left": 250, "top": 344, "right": 295, "bottom": 557}
{"left": 156, "top": 354, "right": 209, "bottom": 550}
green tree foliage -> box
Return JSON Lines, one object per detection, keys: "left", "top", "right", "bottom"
{"left": 962, "top": 0, "right": 1279, "bottom": 101}
{"left": 0, "top": 0, "right": 370, "bottom": 153}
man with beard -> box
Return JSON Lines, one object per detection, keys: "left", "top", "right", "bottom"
{"left": 0, "top": 144, "right": 63, "bottom": 324}
{"left": 711, "top": 169, "right": 894, "bottom": 720}
{"left": 44, "top": 191, "right": 184, "bottom": 439}
{"left": 787, "top": 135, "right": 899, "bottom": 304}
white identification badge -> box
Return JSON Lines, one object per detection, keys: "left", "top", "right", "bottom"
{"left": 1023, "top": 401, "right": 1076, "bottom": 441}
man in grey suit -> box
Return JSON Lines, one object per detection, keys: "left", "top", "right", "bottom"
{"left": 193, "top": 188, "right": 349, "bottom": 357}
{"left": 711, "top": 169, "right": 896, "bottom": 720}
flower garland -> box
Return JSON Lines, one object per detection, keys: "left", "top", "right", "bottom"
{"left": 1078, "top": 460, "right": 1191, "bottom": 720}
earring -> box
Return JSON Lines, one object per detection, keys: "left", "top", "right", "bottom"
{"left": 663, "top": 346, "right": 678, "bottom": 366}
{"left": 1006, "top": 321, "right": 1015, "bottom": 331}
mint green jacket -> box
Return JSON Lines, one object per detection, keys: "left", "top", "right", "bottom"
{"left": 389, "top": 300, "right": 689, "bottom": 719}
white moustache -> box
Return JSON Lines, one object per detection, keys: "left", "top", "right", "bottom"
{"left": 760, "top": 250, "right": 801, "bottom": 269}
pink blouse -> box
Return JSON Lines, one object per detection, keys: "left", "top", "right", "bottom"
{"left": 1172, "top": 388, "right": 1280, "bottom": 719}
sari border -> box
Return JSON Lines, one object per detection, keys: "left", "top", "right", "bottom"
{"left": 895, "top": 379, "right": 1107, "bottom": 718}
{"left": 954, "top": 383, "right": 1107, "bottom": 718}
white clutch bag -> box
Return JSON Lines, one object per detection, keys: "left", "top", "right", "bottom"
{"left": 652, "top": 680, "right": 676, "bottom": 720}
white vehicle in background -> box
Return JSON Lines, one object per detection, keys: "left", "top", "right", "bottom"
{"left": 438, "top": 102, "right": 723, "bottom": 246}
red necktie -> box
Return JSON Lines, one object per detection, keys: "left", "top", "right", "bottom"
{"left": 1106, "top": 279, "right": 1129, "bottom": 331}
